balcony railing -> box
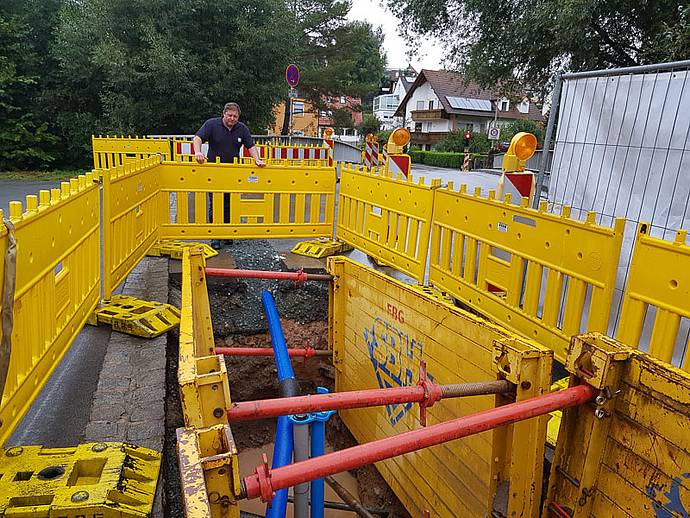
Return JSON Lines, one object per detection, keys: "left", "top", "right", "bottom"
{"left": 411, "top": 109, "right": 445, "bottom": 121}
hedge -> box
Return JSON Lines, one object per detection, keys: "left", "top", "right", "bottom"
{"left": 407, "top": 150, "right": 466, "bottom": 168}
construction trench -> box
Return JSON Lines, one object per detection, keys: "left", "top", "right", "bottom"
{"left": 165, "top": 239, "right": 411, "bottom": 517}
{"left": 2, "top": 129, "right": 690, "bottom": 517}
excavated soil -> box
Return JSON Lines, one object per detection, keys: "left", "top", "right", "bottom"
{"left": 163, "top": 240, "right": 409, "bottom": 517}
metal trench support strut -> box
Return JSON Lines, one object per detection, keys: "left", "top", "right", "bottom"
{"left": 215, "top": 347, "right": 331, "bottom": 359}
{"left": 206, "top": 267, "right": 333, "bottom": 283}
{"left": 227, "top": 373, "right": 514, "bottom": 426}
{"left": 239, "top": 383, "right": 598, "bottom": 503}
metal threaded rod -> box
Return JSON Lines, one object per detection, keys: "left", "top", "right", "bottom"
{"left": 440, "top": 380, "right": 513, "bottom": 397}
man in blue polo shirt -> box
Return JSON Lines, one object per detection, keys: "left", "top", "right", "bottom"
{"left": 193, "top": 102, "right": 265, "bottom": 247}
{"left": 193, "top": 102, "right": 266, "bottom": 166}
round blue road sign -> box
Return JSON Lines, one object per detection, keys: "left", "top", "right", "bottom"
{"left": 285, "top": 64, "right": 299, "bottom": 88}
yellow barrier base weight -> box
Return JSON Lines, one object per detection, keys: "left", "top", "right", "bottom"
{"left": 291, "top": 239, "right": 353, "bottom": 259}
{"left": 91, "top": 295, "right": 181, "bottom": 338}
{"left": 0, "top": 442, "right": 160, "bottom": 517}
{"left": 147, "top": 240, "right": 218, "bottom": 260}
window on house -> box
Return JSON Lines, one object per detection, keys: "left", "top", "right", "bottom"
{"left": 428, "top": 100, "right": 434, "bottom": 109}
{"left": 500, "top": 99, "right": 510, "bottom": 111}
{"left": 416, "top": 101, "right": 424, "bottom": 110}
{"left": 414, "top": 122, "right": 422, "bottom": 132}
{"left": 293, "top": 102, "right": 304, "bottom": 117}
{"left": 426, "top": 122, "right": 432, "bottom": 131}
{"left": 340, "top": 96, "right": 346, "bottom": 104}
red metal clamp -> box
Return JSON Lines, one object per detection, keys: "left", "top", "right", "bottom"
{"left": 417, "top": 361, "right": 442, "bottom": 427}
{"left": 295, "top": 268, "right": 308, "bottom": 283}
{"left": 255, "top": 453, "right": 275, "bottom": 503}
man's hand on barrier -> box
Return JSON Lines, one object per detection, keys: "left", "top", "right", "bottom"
{"left": 195, "top": 152, "right": 206, "bottom": 164}
{"left": 254, "top": 157, "right": 266, "bottom": 168}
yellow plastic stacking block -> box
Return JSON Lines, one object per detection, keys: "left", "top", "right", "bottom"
{"left": 92, "top": 295, "right": 180, "bottom": 338}
{"left": 291, "top": 238, "right": 352, "bottom": 258}
{"left": 0, "top": 442, "right": 160, "bottom": 517}
{"left": 147, "top": 240, "right": 218, "bottom": 260}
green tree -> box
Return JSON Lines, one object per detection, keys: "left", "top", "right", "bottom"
{"left": 435, "top": 130, "right": 491, "bottom": 153}
{"left": 0, "top": 14, "right": 57, "bottom": 169}
{"left": 358, "top": 113, "right": 381, "bottom": 136}
{"left": 500, "top": 120, "right": 545, "bottom": 147}
{"left": 331, "top": 107, "right": 353, "bottom": 131}
{"left": 50, "top": 0, "right": 297, "bottom": 164}
{"left": 386, "top": 0, "right": 690, "bottom": 98}
{"left": 279, "top": 1, "right": 386, "bottom": 133}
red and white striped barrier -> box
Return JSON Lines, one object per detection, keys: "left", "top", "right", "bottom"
{"left": 241, "top": 145, "right": 269, "bottom": 158}
{"left": 323, "top": 138, "right": 334, "bottom": 166}
{"left": 498, "top": 171, "right": 535, "bottom": 205}
{"left": 270, "top": 146, "right": 329, "bottom": 160}
{"left": 386, "top": 154, "right": 411, "bottom": 178}
{"left": 176, "top": 141, "right": 208, "bottom": 156}
{"left": 364, "top": 140, "right": 379, "bottom": 168}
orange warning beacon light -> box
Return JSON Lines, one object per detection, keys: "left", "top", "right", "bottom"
{"left": 502, "top": 132, "right": 537, "bottom": 173}
{"left": 387, "top": 127, "right": 411, "bottom": 154}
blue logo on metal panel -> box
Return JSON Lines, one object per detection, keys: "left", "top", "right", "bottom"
{"left": 363, "top": 317, "right": 431, "bottom": 426}
{"left": 646, "top": 472, "right": 690, "bottom": 517}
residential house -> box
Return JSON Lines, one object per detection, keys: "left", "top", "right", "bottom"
{"left": 318, "top": 95, "right": 363, "bottom": 143}
{"left": 373, "top": 67, "right": 416, "bottom": 130}
{"left": 394, "top": 69, "right": 544, "bottom": 149}
{"left": 270, "top": 98, "right": 318, "bottom": 136}
{"left": 269, "top": 95, "right": 363, "bottom": 142}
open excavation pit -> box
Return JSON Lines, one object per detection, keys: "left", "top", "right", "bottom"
{"left": 166, "top": 239, "right": 410, "bottom": 517}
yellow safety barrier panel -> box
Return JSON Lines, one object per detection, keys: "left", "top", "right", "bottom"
{"left": 177, "top": 248, "right": 239, "bottom": 517}
{"left": 158, "top": 160, "right": 336, "bottom": 240}
{"left": 0, "top": 442, "right": 160, "bottom": 517}
{"left": 0, "top": 175, "right": 100, "bottom": 445}
{"left": 545, "top": 333, "right": 690, "bottom": 516}
{"left": 328, "top": 257, "right": 552, "bottom": 517}
{"left": 336, "top": 164, "right": 439, "bottom": 283}
{"left": 102, "top": 156, "right": 163, "bottom": 300}
{"left": 617, "top": 224, "right": 690, "bottom": 371}
{"left": 428, "top": 186, "right": 625, "bottom": 363}
{"left": 92, "top": 135, "right": 171, "bottom": 170}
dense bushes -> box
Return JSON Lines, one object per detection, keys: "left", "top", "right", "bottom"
{"left": 408, "top": 149, "right": 490, "bottom": 169}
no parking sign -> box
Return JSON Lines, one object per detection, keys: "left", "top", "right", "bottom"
{"left": 285, "top": 64, "right": 299, "bottom": 88}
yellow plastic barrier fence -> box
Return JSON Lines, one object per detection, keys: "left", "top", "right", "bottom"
{"left": 617, "top": 224, "right": 690, "bottom": 370}
{"left": 328, "top": 257, "right": 552, "bottom": 518}
{"left": 102, "top": 156, "right": 163, "bottom": 299}
{"left": 158, "top": 160, "right": 336, "bottom": 240}
{"left": 336, "top": 164, "right": 439, "bottom": 283}
{"left": 546, "top": 333, "right": 690, "bottom": 517}
{"left": 92, "top": 135, "right": 171, "bottom": 170}
{"left": 428, "top": 186, "right": 625, "bottom": 364}
{"left": 0, "top": 175, "right": 100, "bottom": 445}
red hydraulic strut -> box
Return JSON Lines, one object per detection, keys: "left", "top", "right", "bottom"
{"left": 215, "top": 347, "right": 331, "bottom": 359}
{"left": 227, "top": 379, "right": 513, "bottom": 422}
{"left": 205, "top": 267, "right": 332, "bottom": 283}
{"left": 241, "top": 383, "right": 597, "bottom": 502}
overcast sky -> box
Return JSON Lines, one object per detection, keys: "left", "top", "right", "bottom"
{"left": 346, "top": 0, "right": 445, "bottom": 71}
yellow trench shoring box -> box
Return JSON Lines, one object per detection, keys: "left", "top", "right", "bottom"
{"left": 0, "top": 442, "right": 160, "bottom": 517}
{"left": 328, "top": 256, "right": 553, "bottom": 517}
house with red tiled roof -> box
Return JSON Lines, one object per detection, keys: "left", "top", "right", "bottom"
{"left": 394, "top": 69, "right": 544, "bottom": 149}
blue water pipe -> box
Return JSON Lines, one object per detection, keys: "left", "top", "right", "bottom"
{"left": 309, "top": 387, "right": 336, "bottom": 518}
{"left": 262, "top": 290, "right": 299, "bottom": 518}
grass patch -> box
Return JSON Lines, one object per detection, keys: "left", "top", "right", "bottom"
{"left": 0, "top": 170, "right": 89, "bottom": 181}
